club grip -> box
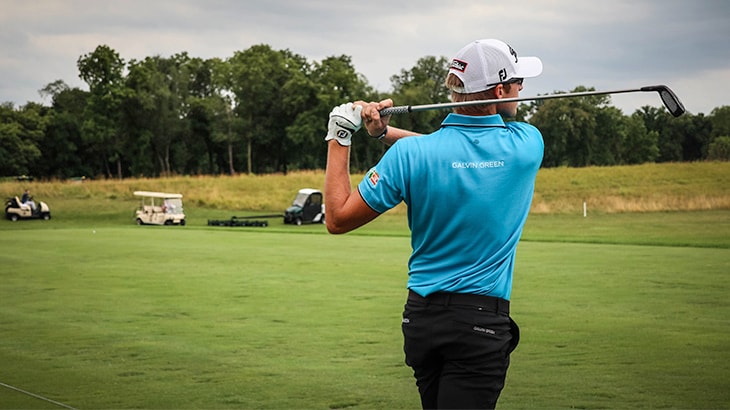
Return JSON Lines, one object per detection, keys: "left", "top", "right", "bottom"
{"left": 379, "top": 106, "right": 410, "bottom": 116}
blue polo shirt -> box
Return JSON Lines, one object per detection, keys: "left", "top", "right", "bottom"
{"left": 358, "top": 113, "right": 543, "bottom": 300}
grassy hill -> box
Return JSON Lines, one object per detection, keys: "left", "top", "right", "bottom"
{"left": 2, "top": 162, "right": 728, "bottom": 216}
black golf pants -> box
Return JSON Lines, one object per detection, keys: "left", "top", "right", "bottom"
{"left": 402, "top": 290, "right": 519, "bottom": 409}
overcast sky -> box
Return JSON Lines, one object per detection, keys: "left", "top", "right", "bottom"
{"left": 2, "top": 0, "right": 729, "bottom": 115}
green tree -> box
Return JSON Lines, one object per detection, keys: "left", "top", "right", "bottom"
{"left": 622, "top": 113, "right": 659, "bottom": 164}
{"left": 281, "top": 65, "right": 321, "bottom": 170}
{"left": 636, "top": 107, "right": 712, "bottom": 162}
{"left": 124, "top": 53, "right": 192, "bottom": 176}
{"left": 683, "top": 113, "right": 713, "bottom": 160}
{"left": 709, "top": 106, "right": 730, "bottom": 138}
{"left": 0, "top": 103, "right": 45, "bottom": 176}
{"left": 387, "top": 56, "right": 450, "bottom": 135}
{"left": 184, "top": 57, "right": 230, "bottom": 175}
{"left": 528, "top": 87, "right": 607, "bottom": 167}
{"left": 592, "top": 106, "right": 625, "bottom": 166}
{"left": 37, "top": 82, "right": 91, "bottom": 178}
{"left": 589, "top": 107, "right": 658, "bottom": 165}
{"left": 707, "top": 136, "right": 730, "bottom": 161}
{"left": 706, "top": 106, "right": 730, "bottom": 161}
{"left": 229, "top": 45, "right": 293, "bottom": 174}
{"left": 77, "top": 45, "right": 128, "bottom": 178}
{"left": 307, "top": 55, "right": 373, "bottom": 171}
{"left": 636, "top": 106, "right": 682, "bottom": 163}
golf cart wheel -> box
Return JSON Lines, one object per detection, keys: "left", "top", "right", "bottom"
{"left": 42, "top": 213, "right": 51, "bottom": 220}
{"left": 136, "top": 218, "right": 144, "bottom": 226}
{"left": 10, "top": 214, "right": 19, "bottom": 222}
{"left": 295, "top": 217, "right": 302, "bottom": 226}
{"left": 180, "top": 219, "right": 186, "bottom": 226}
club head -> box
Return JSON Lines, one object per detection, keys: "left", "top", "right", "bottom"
{"left": 641, "top": 85, "right": 686, "bottom": 117}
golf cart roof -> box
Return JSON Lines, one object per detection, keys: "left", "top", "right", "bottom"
{"left": 133, "top": 191, "right": 183, "bottom": 199}
{"left": 297, "top": 188, "right": 321, "bottom": 195}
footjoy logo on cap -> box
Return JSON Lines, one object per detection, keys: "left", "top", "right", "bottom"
{"left": 450, "top": 59, "right": 467, "bottom": 72}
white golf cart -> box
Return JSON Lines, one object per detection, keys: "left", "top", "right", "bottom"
{"left": 4, "top": 196, "right": 51, "bottom": 221}
{"left": 134, "top": 191, "right": 186, "bottom": 226}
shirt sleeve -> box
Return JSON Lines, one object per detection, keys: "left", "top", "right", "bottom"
{"left": 357, "top": 141, "right": 408, "bottom": 214}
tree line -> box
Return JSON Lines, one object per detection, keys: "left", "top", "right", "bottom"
{"left": 2, "top": 44, "right": 729, "bottom": 180}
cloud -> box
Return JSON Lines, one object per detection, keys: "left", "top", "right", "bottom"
{"left": 1, "top": 0, "right": 728, "bottom": 114}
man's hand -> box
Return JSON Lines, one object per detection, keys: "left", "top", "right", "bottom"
{"left": 325, "top": 103, "right": 363, "bottom": 146}
{"left": 361, "top": 99, "right": 393, "bottom": 138}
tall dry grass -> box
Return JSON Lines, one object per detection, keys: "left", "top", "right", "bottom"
{"left": 2, "top": 162, "right": 729, "bottom": 214}
{"left": 532, "top": 162, "right": 730, "bottom": 213}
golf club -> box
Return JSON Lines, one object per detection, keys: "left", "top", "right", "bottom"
{"left": 379, "top": 85, "right": 686, "bottom": 117}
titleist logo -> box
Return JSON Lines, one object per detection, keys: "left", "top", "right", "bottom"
{"left": 508, "top": 44, "right": 518, "bottom": 63}
{"left": 450, "top": 59, "right": 467, "bottom": 72}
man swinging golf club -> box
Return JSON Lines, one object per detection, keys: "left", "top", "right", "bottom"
{"left": 324, "top": 38, "right": 543, "bottom": 409}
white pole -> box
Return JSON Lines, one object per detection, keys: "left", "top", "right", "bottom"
{"left": 583, "top": 201, "right": 587, "bottom": 217}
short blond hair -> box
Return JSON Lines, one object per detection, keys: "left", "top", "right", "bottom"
{"left": 445, "top": 73, "right": 517, "bottom": 115}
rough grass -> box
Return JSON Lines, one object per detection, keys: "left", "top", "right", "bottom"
{"left": 3, "top": 162, "right": 729, "bottom": 216}
{"left": 532, "top": 161, "right": 730, "bottom": 213}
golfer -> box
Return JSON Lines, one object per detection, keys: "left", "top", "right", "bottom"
{"left": 21, "top": 189, "right": 36, "bottom": 211}
{"left": 324, "top": 38, "right": 543, "bottom": 409}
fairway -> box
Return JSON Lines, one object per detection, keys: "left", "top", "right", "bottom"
{"left": 1, "top": 218, "right": 729, "bottom": 409}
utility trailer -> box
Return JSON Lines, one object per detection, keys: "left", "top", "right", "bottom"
{"left": 207, "top": 188, "right": 325, "bottom": 228}
{"left": 207, "top": 216, "right": 272, "bottom": 227}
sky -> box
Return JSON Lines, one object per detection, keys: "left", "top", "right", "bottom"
{"left": 1, "top": 0, "right": 729, "bottom": 116}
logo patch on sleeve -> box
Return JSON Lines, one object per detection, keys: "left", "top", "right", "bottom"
{"left": 367, "top": 169, "right": 380, "bottom": 187}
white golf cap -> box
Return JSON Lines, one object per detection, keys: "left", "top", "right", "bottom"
{"left": 448, "top": 39, "right": 543, "bottom": 93}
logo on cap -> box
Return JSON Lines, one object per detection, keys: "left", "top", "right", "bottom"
{"left": 498, "top": 68, "right": 508, "bottom": 82}
{"left": 507, "top": 44, "right": 518, "bottom": 63}
{"left": 450, "top": 59, "right": 468, "bottom": 73}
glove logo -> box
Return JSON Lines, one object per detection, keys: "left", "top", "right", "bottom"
{"left": 337, "top": 129, "right": 350, "bottom": 139}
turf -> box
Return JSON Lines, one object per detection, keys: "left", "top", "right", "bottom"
{"left": 1, "top": 213, "right": 729, "bottom": 408}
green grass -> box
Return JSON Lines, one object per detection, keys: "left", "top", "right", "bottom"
{"left": 2, "top": 163, "right": 729, "bottom": 408}
{"left": 1, "top": 212, "right": 729, "bottom": 409}
{"left": 1, "top": 228, "right": 415, "bottom": 409}
{"left": 522, "top": 210, "right": 730, "bottom": 248}
{"left": 505, "top": 241, "right": 729, "bottom": 409}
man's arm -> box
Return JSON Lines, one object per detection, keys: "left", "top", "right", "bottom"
{"left": 324, "top": 99, "right": 422, "bottom": 234}
{"left": 324, "top": 141, "right": 380, "bottom": 234}
{"left": 323, "top": 103, "right": 380, "bottom": 234}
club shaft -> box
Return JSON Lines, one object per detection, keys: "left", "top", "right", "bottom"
{"left": 380, "top": 88, "right": 641, "bottom": 116}
{"left": 379, "top": 85, "right": 683, "bottom": 116}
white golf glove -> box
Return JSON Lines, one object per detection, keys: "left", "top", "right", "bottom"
{"left": 325, "top": 103, "right": 363, "bottom": 146}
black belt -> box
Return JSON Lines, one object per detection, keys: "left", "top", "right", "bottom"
{"left": 408, "top": 290, "right": 509, "bottom": 315}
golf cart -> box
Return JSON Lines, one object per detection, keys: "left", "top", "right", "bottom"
{"left": 284, "top": 188, "right": 325, "bottom": 225}
{"left": 5, "top": 196, "right": 51, "bottom": 221}
{"left": 134, "top": 191, "right": 186, "bottom": 226}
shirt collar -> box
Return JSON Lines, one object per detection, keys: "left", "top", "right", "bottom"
{"left": 441, "top": 113, "right": 506, "bottom": 128}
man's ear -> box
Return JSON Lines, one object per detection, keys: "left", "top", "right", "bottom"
{"left": 495, "top": 84, "right": 504, "bottom": 98}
